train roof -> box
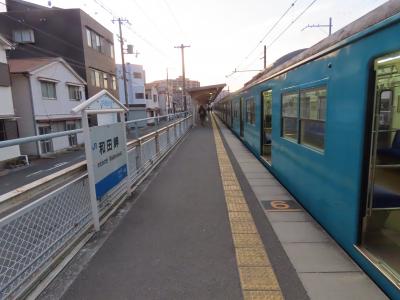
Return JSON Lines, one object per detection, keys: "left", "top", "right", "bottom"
{"left": 241, "top": 0, "right": 400, "bottom": 92}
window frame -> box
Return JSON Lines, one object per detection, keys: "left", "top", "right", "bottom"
{"left": 110, "top": 43, "right": 114, "bottom": 58}
{"left": 135, "top": 92, "right": 144, "bottom": 99}
{"left": 111, "top": 75, "right": 117, "bottom": 90}
{"left": 245, "top": 97, "right": 256, "bottom": 126}
{"left": 86, "top": 28, "right": 92, "bottom": 47}
{"left": 280, "top": 85, "right": 327, "bottom": 152}
{"left": 67, "top": 84, "right": 82, "bottom": 101}
{"left": 299, "top": 86, "right": 327, "bottom": 152}
{"left": 281, "top": 91, "right": 299, "bottom": 142}
{"left": 103, "top": 73, "right": 108, "bottom": 89}
{"left": 40, "top": 80, "right": 57, "bottom": 100}
{"left": 12, "top": 29, "right": 35, "bottom": 43}
{"left": 94, "top": 70, "right": 101, "bottom": 87}
{"left": 133, "top": 72, "right": 142, "bottom": 79}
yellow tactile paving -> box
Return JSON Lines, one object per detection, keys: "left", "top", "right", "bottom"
{"left": 228, "top": 211, "right": 253, "bottom": 222}
{"left": 239, "top": 267, "right": 280, "bottom": 290}
{"left": 226, "top": 202, "right": 250, "bottom": 212}
{"left": 243, "top": 291, "right": 284, "bottom": 300}
{"left": 236, "top": 248, "right": 270, "bottom": 266}
{"left": 226, "top": 196, "right": 247, "bottom": 204}
{"left": 211, "top": 115, "right": 283, "bottom": 300}
{"left": 225, "top": 190, "right": 245, "bottom": 197}
{"left": 230, "top": 221, "right": 258, "bottom": 234}
{"left": 232, "top": 234, "right": 264, "bottom": 248}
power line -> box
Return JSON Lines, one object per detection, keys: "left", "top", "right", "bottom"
{"left": 130, "top": 0, "right": 168, "bottom": 41}
{"left": 227, "top": 0, "right": 319, "bottom": 79}
{"left": 126, "top": 24, "right": 170, "bottom": 59}
{"left": 87, "top": 0, "right": 172, "bottom": 63}
{"left": 227, "top": 0, "right": 299, "bottom": 78}
{"left": 240, "top": 0, "right": 299, "bottom": 67}
{"left": 92, "top": 0, "right": 115, "bottom": 17}
{"left": 266, "top": 0, "right": 319, "bottom": 49}
{"left": 163, "top": 0, "right": 185, "bottom": 38}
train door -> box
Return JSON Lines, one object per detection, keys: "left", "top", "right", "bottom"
{"left": 361, "top": 51, "right": 400, "bottom": 285}
{"left": 261, "top": 90, "right": 272, "bottom": 164}
{"left": 240, "top": 97, "right": 244, "bottom": 138}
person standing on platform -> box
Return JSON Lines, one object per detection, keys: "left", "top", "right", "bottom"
{"left": 198, "top": 105, "right": 207, "bottom": 126}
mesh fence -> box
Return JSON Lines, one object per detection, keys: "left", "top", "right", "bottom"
{"left": 0, "top": 176, "right": 91, "bottom": 299}
{"left": 0, "top": 116, "right": 192, "bottom": 299}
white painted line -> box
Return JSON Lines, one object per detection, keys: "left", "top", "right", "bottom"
{"left": 46, "top": 162, "right": 69, "bottom": 171}
{"left": 26, "top": 170, "right": 43, "bottom": 178}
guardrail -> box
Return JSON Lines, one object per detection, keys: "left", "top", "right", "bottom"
{"left": 0, "top": 114, "right": 193, "bottom": 299}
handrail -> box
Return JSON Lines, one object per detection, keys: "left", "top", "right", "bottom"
{"left": 0, "top": 112, "right": 188, "bottom": 149}
{"left": 0, "top": 116, "right": 191, "bottom": 213}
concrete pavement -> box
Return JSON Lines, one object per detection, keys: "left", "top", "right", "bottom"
{"left": 50, "top": 120, "right": 243, "bottom": 299}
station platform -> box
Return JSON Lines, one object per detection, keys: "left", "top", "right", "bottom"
{"left": 38, "top": 115, "right": 389, "bottom": 300}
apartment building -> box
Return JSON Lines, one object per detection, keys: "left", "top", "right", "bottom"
{"left": 148, "top": 76, "right": 200, "bottom": 112}
{"left": 0, "top": 0, "right": 118, "bottom": 99}
{"left": 116, "top": 63, "right": 147, "bottom": 120}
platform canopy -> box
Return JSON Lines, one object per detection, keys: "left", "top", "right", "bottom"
{"left": 187, "top": 83, "right": 226, "bottom": 105}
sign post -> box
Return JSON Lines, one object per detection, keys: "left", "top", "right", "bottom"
{"left": 72, "top": 90, "right": 128, "bottom": 231}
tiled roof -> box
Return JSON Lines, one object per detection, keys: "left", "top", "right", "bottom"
{"left": 8, "top": 57, "right": 58, "bottom": 73}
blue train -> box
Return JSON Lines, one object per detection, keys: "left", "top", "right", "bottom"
{"left": 215, "top": 2, "right": 400, "bottom": 298}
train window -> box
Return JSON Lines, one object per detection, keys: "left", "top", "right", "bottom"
{"left": 233, "top": 102, "right": 237, "bottom": 119}
{"left": 282, "top": 92, "right": 298, "bottom": 140}
{"left": 246, "top": 98, "right": 256, "bottom": 125}
{"left": 300, "top": 87, "right": 327, "bottom": 150}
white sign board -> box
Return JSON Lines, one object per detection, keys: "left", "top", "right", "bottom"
{"left": 90, "top": 122, "right": 127, "bottom": 199}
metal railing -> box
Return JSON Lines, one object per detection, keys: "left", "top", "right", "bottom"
{"left": 0, "top": 114, "right": 193, "bottom": 299}
{"left": 0, "top": 112, "right": 188, "bottom": 149}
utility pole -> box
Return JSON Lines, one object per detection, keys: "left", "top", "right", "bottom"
{"left": 174, "top": 44, "right": 190, "bottom": 112}
{"left": 112, "top": 17, "right": 130, "bottom": 107}
{"left": 302, "top": 17, "right": 333, "bottom": 36}
{"left": 260, "top": 45, "right": 266, "bottom": 69}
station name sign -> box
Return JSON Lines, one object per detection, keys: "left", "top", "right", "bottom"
{"left": 90, "top": 122, "right": 127, "bottom": 199}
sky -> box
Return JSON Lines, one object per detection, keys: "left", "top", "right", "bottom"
{"left": 16, "top": 0, "right": 389, "bottom": 91}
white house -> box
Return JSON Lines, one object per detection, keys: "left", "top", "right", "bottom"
{"left": 0, "top": 35, "right": 20, "bottom": 166}
{"left": 145, "top": 84, "right": 161, "bottom": 124}
{"left": 116, "top": 63, "right": 147, "bottom": 121}
{"left": 9, "top": 57, "right": 86, "bottom": 157}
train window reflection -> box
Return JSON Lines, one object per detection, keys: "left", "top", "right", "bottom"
{"left": 300, "top": 87, "right": 327, "bottom": 150}
{"left": 246, "top": 98, "right": 256, "bottom": 125}
{"left": 282, "top": 92, "right": 298, "bottom": 140}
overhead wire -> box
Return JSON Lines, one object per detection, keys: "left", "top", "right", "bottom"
{"left": 162, "top": 0, "right": 185, "bottom": 38}
{"left": 266, "top": 0, "right": 319, "bottom": 49}
{"left": 130, "top": 0, "right": 170, "bottom": 43}
{"left": 231, "top": 0, "right": 299, "bottom": 74}
{"left": 227, "top": 0, "right": 319, "bottom": 79}
{"left": 236, "top": 0, "right": 299, "bottom": 70}
{"left": 88, "top": 0, "right": 173, "bottom": 64}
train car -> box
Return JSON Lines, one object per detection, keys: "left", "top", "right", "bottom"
{"left": 215, "top": 1, "right": 400, "bottom": 298}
